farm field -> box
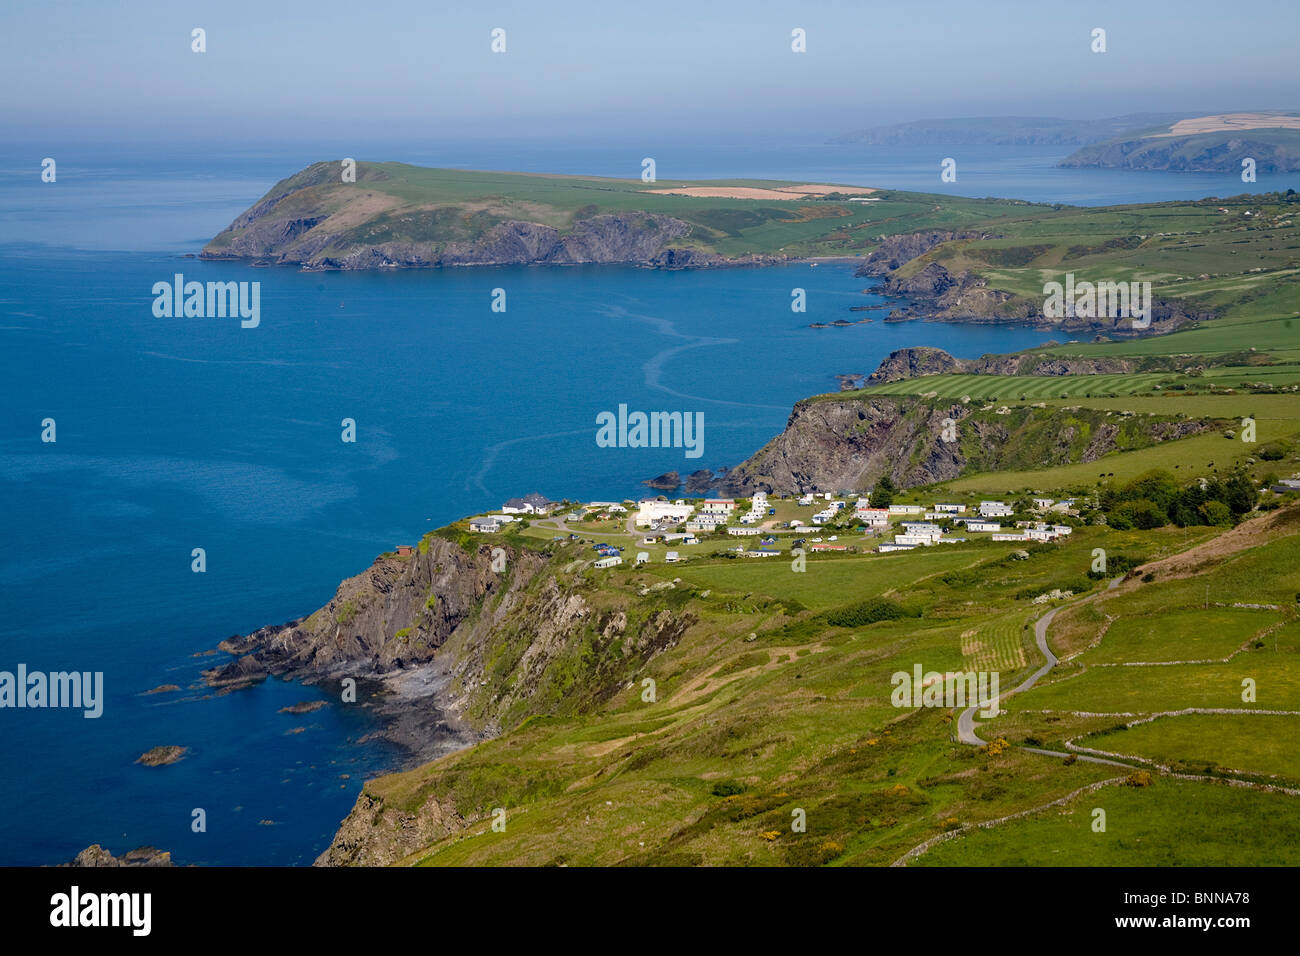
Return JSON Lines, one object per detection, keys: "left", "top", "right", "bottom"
{"left": 912, "top": 780, "right": 1300, "bottom": 866}
{"left": 1083, "top": 714, "right": 1300, "bottom": 783}
{"left": 1077, "top": 606, "right": 1276, "bottom": 665}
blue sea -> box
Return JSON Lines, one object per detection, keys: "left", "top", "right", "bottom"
{"left": 0, "top": 138, "right": 1291, "bottom": 865}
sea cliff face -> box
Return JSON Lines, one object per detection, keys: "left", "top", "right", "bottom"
{"left": 722, "top": 394, "right": 1218, "bottom": 495}
{"left": 204, "top": 535, "right": 543, "bottom": 690}
{"left": 1059, "top": 132, "right": 1300, "bottom": 172}
{"left": 857, "top": 230, "right": 1214, "bottom": 334}
{"left": 199, "top": 161, "right": 787, "bottom": 271}
{"left": 864, "top": 346, "right": 1135, "bottom": 384}
{"left": 202, "top": 205, "right": 750, "bottom": 271}
{"left": 204, "top": 525, "right": 694, "bottom": 763}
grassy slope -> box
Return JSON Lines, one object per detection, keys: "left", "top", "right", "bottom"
{"left": 344, "top": 499, "right": 1300, "bottom": 866}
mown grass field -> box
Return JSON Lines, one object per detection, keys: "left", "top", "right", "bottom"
{"left": 860, "top": 368, "right": 1300, "bottom": 399}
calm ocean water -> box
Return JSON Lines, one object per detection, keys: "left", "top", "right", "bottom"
{"left": 0, "top": 139, "right": 1285, "bottom": 865}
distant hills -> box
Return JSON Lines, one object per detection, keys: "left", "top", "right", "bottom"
{"left": 829, "top": 113, "right": 1200, "bottom": 147}
{"left": 1058, "top": 112, "right": 1300, "bottom": 172}
{"left": 832, "top": 111, "right": 1300, "bottom": 172}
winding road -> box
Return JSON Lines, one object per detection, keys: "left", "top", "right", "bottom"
{"left": 957, "top": 575, "right": 1130, "bottom": 767}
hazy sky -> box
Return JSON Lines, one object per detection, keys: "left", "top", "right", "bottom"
{"left": 3, "top": 0, "right": 1297, "bottom": 142}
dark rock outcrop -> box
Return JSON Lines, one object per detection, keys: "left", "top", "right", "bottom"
{"left": 857, "top": 226, "right": 1216, "bottom": 334}
{"left": 63, "top": 845, "right": 175, "bottom": 867}
{"left": 722, "top": 395, "right": 1219, "bottom": 495}
{"left": 643, "top": 471, "right": 681, "bottom": 491}
{"left": 136, "top": 746, "right": 186, "bottom": 767}
{"left": 855, "top": 230, "right": 997, "bottom": 276}
{"left": 203, "top": 536, "right": 545, "bottom": 690}
{"left": 864, "top": 346, "right": 1136, "bottom": 384}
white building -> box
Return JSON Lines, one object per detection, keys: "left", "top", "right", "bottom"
{"left": 979, "top": 501, "right": 1015, "bottom": 518}
{"left": 934, "top": 503, "right": 966, "bottom": 514}
{"left": 635, "top": 552, "right": 650, "bottom": 565}
{"left": 888, "top": 504, "right": 925, "bottom": 515}
{"left": 895, "top": 533, "right": 938, "bottom": 546}
{"left": 686, "top": 516, "right": 725, "bottom": 532}
{"left": 855, "top": 507, "right": 890, "bottom": 527}
{"left": 728, "top": 526, "right": 761, "bottom": 536}
{"left": 594, "top": 556, "right": 623, "bottom": 568}
{"left": 701, "top": 498, "right": 736, "bottom": 514}
{"left": 501, "top": 492, "right": 557, "bottom": 515}
{"left": 967, "top": 520, "right": 1001, "bottom": 533}
{"left": 665, "top": 551, "right": 681, "bottom": 563}
{"left": 636, "top": 501, "right": 695, "bottom": 527}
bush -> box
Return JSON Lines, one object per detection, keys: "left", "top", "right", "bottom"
{"left": 711, "top": 781, "right": 748, "bottom": 797}
{"left": 1014, "top": 578, "right": 1093, "bottom": 600}
{"left": 1086, "top": 553, "right": 1145, "bottom": 580}
{"left": 827, "top": 597, "right": 918, "bottom": 627}
{"left": 1111, "top": 498, "right": 1168, "bottom": 530}
{"left": 1199, "top": 500, "right": 1233, "bottom": 526}
{"left": 1259, "top": 444, "right": 1286, "bottom": 461}
{"left": 872, "top": 475, "right": 896, "bottom": 509}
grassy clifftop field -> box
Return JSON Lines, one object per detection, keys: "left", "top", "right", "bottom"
{"left": 201, "top": 161, "right": 1045, "bottom": 269}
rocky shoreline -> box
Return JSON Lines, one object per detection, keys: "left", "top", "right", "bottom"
{"left": 853, "top": 230, "right": 1215, "bottom": 334}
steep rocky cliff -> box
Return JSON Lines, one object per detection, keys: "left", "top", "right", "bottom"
{"left": 200, "top": 161, "right": 787, "bottom": 271}
{"left": 1059, "top": 128, "right": 1300, "bottom": 172}
{"left": 854, "top": 230, "right": 998, "bottom": 276}
{"left": 205, "top": 535, "right": 544, "bottom": 690}
{"left": 722, "top": 395, "right": 1218, "bottom": 494}
{"left": 864, "top": 346, "right": 1136, "bottom": 384}
{"left": 857, "top": 224, "right": 1216, "bottom": 334}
